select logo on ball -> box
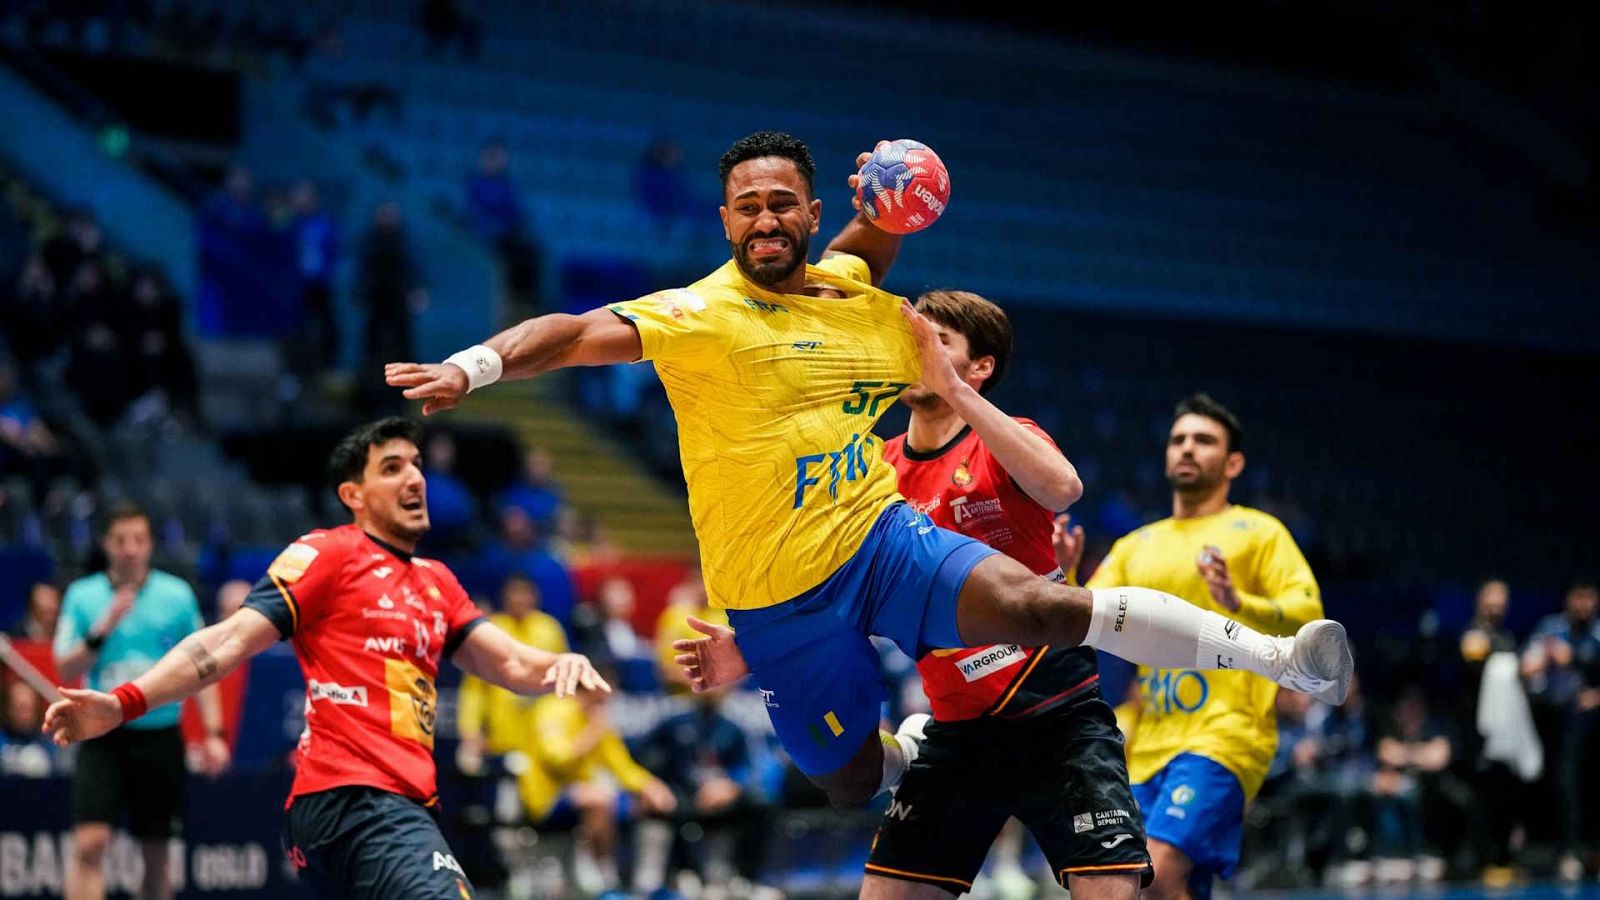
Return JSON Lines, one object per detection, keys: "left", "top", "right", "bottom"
{"left": 857, "top": 139, "right": 951, "bottom": 234}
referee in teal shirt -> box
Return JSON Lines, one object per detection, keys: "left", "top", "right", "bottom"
{"left": 53, "top": 502, "right": 229, "bottom": 900}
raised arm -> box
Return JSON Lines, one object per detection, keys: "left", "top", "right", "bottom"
{"left": 821, "top": 147, "right": 905, "bottom": 286}
{"left": 44, "top": 608, "right": 280, "bottom": 747}
{"left": 385, "top": 307, "right": 643, "bottom": 415}
{"left": 450, "top": 619, "right": 610, "bottom": 698}
{"left": 901, "top": 304, "right": 1083, "bottom": 511}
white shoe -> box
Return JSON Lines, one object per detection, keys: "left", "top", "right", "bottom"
{"left": 896, "top": 713, "right": 931, "bottom": 762}
{"left": 1274, "top": 619, "right": 1354, "bottom": 705}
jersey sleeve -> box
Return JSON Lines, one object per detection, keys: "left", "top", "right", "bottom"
{"left": 815, "top": 252, "right": 873, "bottom": 284}
{"left": 606, "top": 287, "right": 729, "bottom": 370}
{"left": 434, "top": 566, "right": 488, "bottom": 659}
{"left": 52, "top": 582, "right": 89, "bottom": 657}
{"left": 1230, "top": 518, "right": 1322, "bottom": 636}
{"left": 242, "top": 534, "right": 343, "bottom": 640}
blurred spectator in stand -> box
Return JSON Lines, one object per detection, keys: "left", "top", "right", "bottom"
{"left": 575, "top": 575, "right": 652, "bottom": 684}
{"left": 419, "top": 0, "right": 482, "bottom": 60}
{"left": 519, "top": 675, "right": 675, "bottom": 895}
{"left": 652, "top": 569, "right": 724, "bottom": 695}
{"left": 355, "top": 201, "right": 427, "bottom": 414}
{"left": 565, "top": 510, "right": 622, "bottom": 568}
{"left": 6, "top": 581, "right": 62, "bottom": 642}
{"left": 63, "top": 260, "right": 130, "bottom": 428}
{"left": 289, "top": 180, "right": 340, "bottom": 379}
{"left": 1522, "top": 581, "right": 1600, "bottom": 882}
{"left": 1457, "top": 579, "right": 1534, "bottom": 885}
{"left": 40, "top": 207, "right": 104, "bottom": 288}
{"left": 456, "top": 573, "right": 569, "bottom": 773}
{"left": 465, "top": 140, "right": 541, "bottom": 320}
{"left": 3, "top": 256, "right": 67, "bottom": 388}
{"left": 0, "top": 362, "right": 78, "bottom": 496}
{"left": 302, "top": 22, "right": 402, "bottom": 126}
{"left": 478, "top": 506, "right": 575, "bottom": 629}
{"left": 202, "top": 165, "right": 267, "bottom": 238}
{"left": 120, "top": 266, "right": 202, "bottom": 431}
{"left": 633, "top": 684, "right": 775, "bottom": 897}
{"left": 633, "top": 136, "right": 696, "bottom": 242}
{"left": 497, "top": 446, "right": 565, "bottom": 536}
{"left": 418, "top": 430, "right": 474, "bottom": 552}
{"left": 1370, "top": 685, "right": 1457, "bottom": 885}
{"left": 0, "top": 681, "right": 59, "bottom": 777}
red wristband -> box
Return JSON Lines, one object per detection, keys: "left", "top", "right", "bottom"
{"left": 110, "top": 683, "right": 147, "bottom": 723}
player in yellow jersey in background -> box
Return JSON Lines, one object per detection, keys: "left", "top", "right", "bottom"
{"left": 456, "top": 573, "right": 569, "bottom": 773}
{"left": 388, "top": 130, "right": 1352, "bottom": 812}
{"left": 1055, "top": 393, "right": 1324, "bottom": 900}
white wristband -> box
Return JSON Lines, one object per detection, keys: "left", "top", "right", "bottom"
{"left": 443, "top": 345, "right": 503, "bottom": 393}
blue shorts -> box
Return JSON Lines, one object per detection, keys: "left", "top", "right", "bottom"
{"left": 727, "top": 502, "right": 997, "bottom": 776}
{"left": 1130, "top": 754, "right": 1245, "bottom": 900}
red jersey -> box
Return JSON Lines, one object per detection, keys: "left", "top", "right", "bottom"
{"left": 243, "top": 524, "right": 485, "bottom": 805}
{"left": 884, "top": 419, "right": 1099, "bottom": 721}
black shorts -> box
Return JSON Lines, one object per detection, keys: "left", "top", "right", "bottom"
{"left": 71, "top": 725, "right": 185, "bottom": 839}
{"left": 284, "top": 786, "right": 476, "bottom": 900}
{"left": 865, "top": 695, "right": 1153, "bottom": 893}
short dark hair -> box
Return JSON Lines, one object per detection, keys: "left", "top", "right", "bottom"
{"left": 326, "top": 417, "right": 424, "bottom": 505}
{"left": 100, "top": 501, "right": 149, "bottom": 535}
{"left": 914, "top": 290, "right": 1013, "bottom": 395}
{"left": 718, "top": 131, "right": 815, "bottom": 199}
{"left": 1173, "top": 393, "right": 1244, "bottom": 454}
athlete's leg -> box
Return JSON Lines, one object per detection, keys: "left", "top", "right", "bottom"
{"left": 859, "top": 875, "right": 959, "bottom": 899}
{"left": 813, "top": 728, "right": 909, "bottom": 809}
{"left": 137, "top": 839, "right": 172, "bottom": 900}
{"left": 65, "top": 823, "right": 111, "bottom": 900}
{"left": 952, "top": 555, "right": 1351, "bottom": 702}
{"left": 1144, "top": 840, "right": 1195, "bottom": 900}
{"left": 1067, "top": 873, "right": 1142, "bottom": 900}
{"left": 570, "top": 781, "right": 621, "bottom": 891}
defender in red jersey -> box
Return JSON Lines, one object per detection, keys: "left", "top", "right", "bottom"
{"left": 678, "top": 291, "right": 1151, "bottom": 899}
{"left": 44, "top": 419, "right": 609, "bottom": 899}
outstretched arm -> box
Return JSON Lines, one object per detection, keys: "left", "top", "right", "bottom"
{"left": 386, "top": 307, "right": 643, "bottom": 415}
{"left": 451, "top": 619, "right": 611, "bottom": 698}
{"left": 901, "top": 304, "right": 1083, "bottom": 511}
{"left": 821, "top": 147, "right": 903, "bottom": 286}
{"left": 44, "top": 608, "right": 280, "bottom": 747}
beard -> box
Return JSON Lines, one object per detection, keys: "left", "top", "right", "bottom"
{"left": 1166, "top": 466, "right": 1224, "bottom": 495}
{"left": 732, "top": 228, "right": 809, "bottom": 287}
{"left": 900, "top": 384, "right": 941, "bottom": 410}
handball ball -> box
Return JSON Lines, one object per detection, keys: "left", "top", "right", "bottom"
{"left": 856, "top": 139, "right": 950, "bottom": 234}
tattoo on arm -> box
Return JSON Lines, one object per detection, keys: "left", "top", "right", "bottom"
{"left": 185, "top": 642, "right": 219, "bottom": 680}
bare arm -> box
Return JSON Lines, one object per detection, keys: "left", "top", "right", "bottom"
{"left": 56, "top": 587, "right": 136, "bottom": 683}
{"left": 385, "top": 308, "right": 643, "bottom": 415}
{"left": 902, "top": 305, "right": 1083, "bottom": 511}
{"left": 44, "top": 609, "right": 280, "bottom": 746}
{"left": 450, "top": 620, "right": 610, "bottom": 698}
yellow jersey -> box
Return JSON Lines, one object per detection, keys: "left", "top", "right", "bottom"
{"left": 609, "top": 254, "right": 920, "bottom": 610}
{"left": 518, "top": 695, "right": 656, "bottom": 820}
{"left": 457, "top": 611, "right": 568, "bottom": 755}
{"left": 1087, "top": 505, "right": 1320, "bottom": 799}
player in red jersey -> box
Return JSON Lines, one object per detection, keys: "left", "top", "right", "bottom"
{"left": 43, "top": 418, "right": 609, "bottom": 899}
{"left": 677, "top": 290, "right": 1151, "bottom": 899}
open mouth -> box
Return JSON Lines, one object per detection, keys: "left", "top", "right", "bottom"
{"left": 747, "top": 237, "right": 788, "bottom": 258}
{"left": 400, "top": 497, "right": 425, "bottom": 512}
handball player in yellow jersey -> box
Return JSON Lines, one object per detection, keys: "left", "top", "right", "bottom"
{"left": 386, "top": 131, "right": 1352, "bottom": 810}
{"left": 1056, "top": 394, "right": 1323, "bottom": 900}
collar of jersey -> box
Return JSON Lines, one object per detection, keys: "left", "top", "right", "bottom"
{"left": 714, "top": 259, "right": 879, "bottom": 306}
{"left": 901, "top": 424, "right": 973, "bottom": 462}
{"left": 362, "top": 530, "right": 413, "bottom": 562}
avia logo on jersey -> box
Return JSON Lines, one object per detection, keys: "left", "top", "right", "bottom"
{"left": 950, "top": 496, "right": 1003, "bottom": 525}
{"left": 432, "top": 852, "right": 465, "bottom": 876}
{"left": 364, "top": 636, "right": 406, "bottom": 655}
{"left": 308, "top": 680, "right": 368, "bottom": 706}
{"left": 955, "top": 644, "right": 1026, "bottom": 683}
{"left": 792, "top": 340, "right": 823, "bottom": 352}
{"left": 743, "top": 297, "right": 789, "bottom": 314}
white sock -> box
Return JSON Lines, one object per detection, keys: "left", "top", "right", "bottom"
{"left": 875, "top": 730, "right": 913, "bottom": 797}
{"left": 1084, "top": 587, "right": 1285, "bottom": 679}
